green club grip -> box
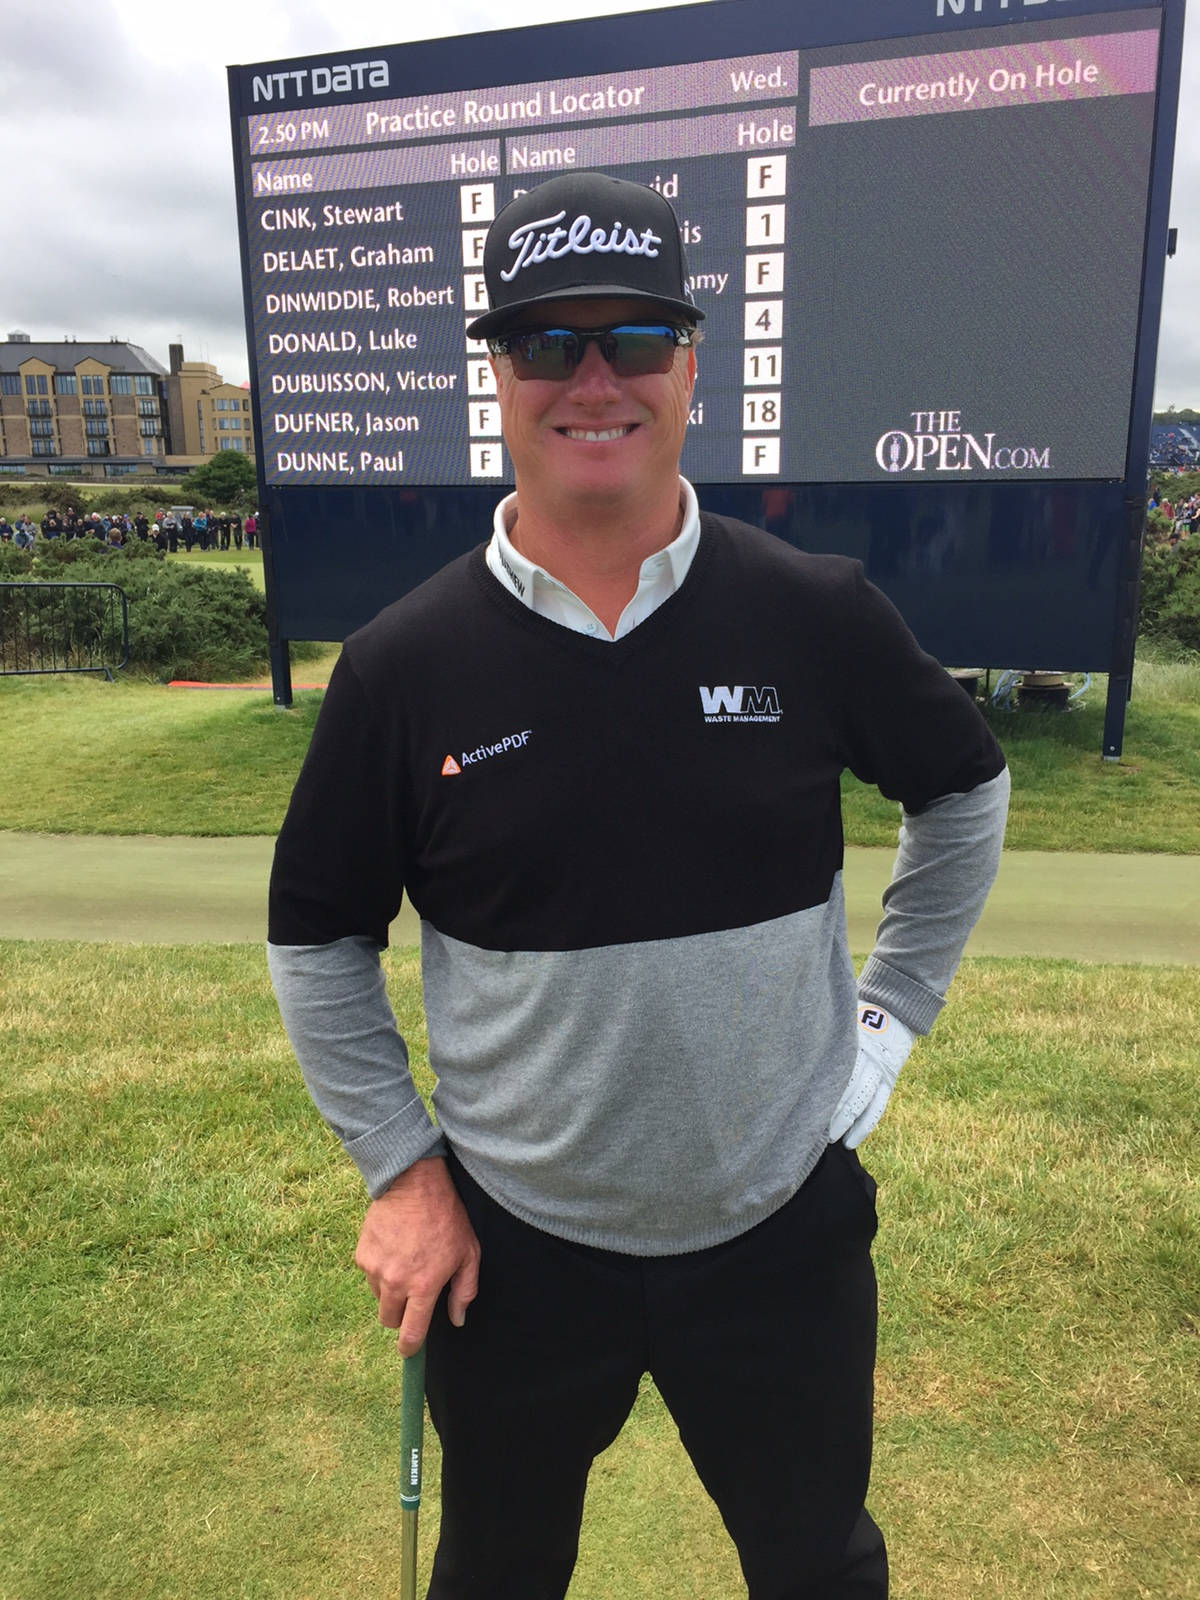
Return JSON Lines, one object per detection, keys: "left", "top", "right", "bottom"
{"left": 400, "top": 1346, "right": 426, "bottom": 1512}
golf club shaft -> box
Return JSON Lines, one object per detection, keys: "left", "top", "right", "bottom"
{"left": 399, "top": 1345, "right": 426, "bottom": 1600}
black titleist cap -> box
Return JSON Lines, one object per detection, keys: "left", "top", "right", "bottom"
{"left": 466, "top": 171, "right": 703, "bottom": 340}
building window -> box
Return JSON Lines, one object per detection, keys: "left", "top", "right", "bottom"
{"left": 25, "top": 374, "right": 49, "bottom": 396}
{"left": 143, "top": 438, "right": 159, "bottom": 456}
{"left": 139, "top": 420, "right": 159, "bottom": 437}
{"left": 83, "top": 399, "right": 108, "bottom": 419}
{"left": 54, "top": 374, "right": 78, "bottom": 395}
{"left": 86, "top": 439, "right": 111, "bottom": 456}
{"left": 134, "top": 375, "right": 154, "bottom": 396}
{"left": 32, "top": 439, "right": 59, "bottom": 456}
{"left": 81, "top": 375, "right": 106, "bottom": 396}
{"left": 28, "top": 398, "right": 52, "bottom": 418}
{"left": 1, "top": 375, "right": 20, "bottom": 395}
{"left": 242, "top": 398, "right": 250, "bottom": 411}
{"left": 0, "top": 462, "right": 27, "bottom": 474}
{"left": 137, "top": 399, "right": 158, "bottom": 418}
{"left": 110, "top": 376, "right": 133, "bottom": 395}
{"left": 30, "top": 419, "right": 55, "bottom": 437}
{"left": 85, "top": 419, "right": 110, "bottom": 438}
{"left": 47, "top": 463, "right": 74, "bottom": 476}
{"left": 105, "top": 463, "right": 139, "bottom": 477}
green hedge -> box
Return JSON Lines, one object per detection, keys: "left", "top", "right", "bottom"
{"left": 3, "top": 540, "right": 270, "bottom": 681}
{"left": 1139, "top": 537, "right": 1200, "bottom": 653}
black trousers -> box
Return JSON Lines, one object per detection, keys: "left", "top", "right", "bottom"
{"left": 425, "top": 1145, "right": 887, "bottom": 1599}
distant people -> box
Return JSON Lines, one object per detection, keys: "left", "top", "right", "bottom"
{"left": 134, "top": 514, "right": 149, "bottom": 541}
{"left": 13, "top": 518, "right": 35, "bottom": 550}
{"left": 242, "top": 511, "right": 257, "bottom": 549}
{"left": 162, "top": 512, "right": 179, "bottom": 553}
{"left": 0, "top": 516, "right": 12, "bottom": 542}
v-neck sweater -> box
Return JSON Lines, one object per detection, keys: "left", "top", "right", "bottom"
{"left": 269, "top": 512, "right": 1007, "bottom": 1253}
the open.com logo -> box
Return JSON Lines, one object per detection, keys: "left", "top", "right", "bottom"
{"left": 875, "top": 409, "right": 1051, "bottom": 474}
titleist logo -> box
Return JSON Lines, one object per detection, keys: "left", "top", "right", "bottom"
{"left": 500, "top": 210, "right": 663, "bottom": 282}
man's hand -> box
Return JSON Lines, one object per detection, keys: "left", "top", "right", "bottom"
{"left": 828, "top": 1004, "right": 915, "bottom": 1149}
{"left": 354, "top": 1156, "right": 481, "bottom": 1356}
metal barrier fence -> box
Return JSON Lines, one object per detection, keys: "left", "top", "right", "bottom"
{"left": 0, "top": 582, "right": 130, "bottom": 679}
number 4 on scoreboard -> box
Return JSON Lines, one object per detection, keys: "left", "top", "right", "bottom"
{"left": 744, "top": 301, "right": 783, "bottom": 341}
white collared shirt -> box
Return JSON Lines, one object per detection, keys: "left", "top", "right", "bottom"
{"left": 485, "top": 477, "right": 701, "bottom": 641}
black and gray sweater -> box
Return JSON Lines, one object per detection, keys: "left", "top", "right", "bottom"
{"left": 268, "top": 512, "right": 1008, "bottom": 1254}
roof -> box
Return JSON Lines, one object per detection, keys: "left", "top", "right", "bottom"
{"left": 0, "top": 340, "right": 168, "bottom": 376}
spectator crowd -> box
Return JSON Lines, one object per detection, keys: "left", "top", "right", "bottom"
{"left": 1147, "top": 489, "right": 1200, "bottom": 546}
{"left": 0, "top": 507, "right": 259, "bottom": 552}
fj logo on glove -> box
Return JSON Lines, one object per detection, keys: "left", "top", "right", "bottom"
{"left": 859, "top": 1006, "right": 889, "bottom": 1033}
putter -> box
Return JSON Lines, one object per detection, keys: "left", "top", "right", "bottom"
{"left": 400, "top": 1346, "right": 426, "bottom": 1600}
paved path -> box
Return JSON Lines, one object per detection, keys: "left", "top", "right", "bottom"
{"left": 2, "top": 831, "right": 1197, "bottom": 962}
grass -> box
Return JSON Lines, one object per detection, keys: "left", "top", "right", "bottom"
{"left": 841, "top": 651, "right": 1200, "bottom": 852}
{"left": 1, "top": 645, "right": 1197, "bottom": 846}
{"left": 1, "top": 945, "right": 1196, "bottom": 1598}
{"left": 170, "top": 546, "right": 266, "bottom": 591}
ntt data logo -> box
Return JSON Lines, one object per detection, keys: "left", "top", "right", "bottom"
{"left": 875, "top": 409, "right": 1052, "bottom": 474}
{"left": 251, "top": 61, "right": 389, "bottom": 102}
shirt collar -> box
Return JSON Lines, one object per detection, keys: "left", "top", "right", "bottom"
{"left": 487, "top": 477, "right": 701, "bottom": 612}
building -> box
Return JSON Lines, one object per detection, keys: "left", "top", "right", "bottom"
{"left": 0, "top": 332, "right": 255, "bottom": 481}
{"left": 163, "top": 344, "right": 255, "bottom": 466}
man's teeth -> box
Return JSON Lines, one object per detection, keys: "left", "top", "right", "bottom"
{"left": 562, "top": 426, "right": 633, "bottom": 442}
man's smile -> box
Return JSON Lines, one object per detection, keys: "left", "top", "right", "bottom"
{"left": 557, "top": 425, "right": 639, "bottom": 442}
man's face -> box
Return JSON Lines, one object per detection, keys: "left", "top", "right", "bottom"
{"left": 490, "top": 298, "right": 696, "bottom": 515}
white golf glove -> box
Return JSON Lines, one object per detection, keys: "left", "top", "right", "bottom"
{"left": 829, "top": 1003, "right": 915, "bottom": 1148}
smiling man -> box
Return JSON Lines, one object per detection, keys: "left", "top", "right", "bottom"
{"left": 268, "top": 172, "right": 1009, "bottom": 1599}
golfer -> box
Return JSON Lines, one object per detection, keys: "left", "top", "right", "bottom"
{"left": 269, "top": 171, "right": 1009, "bottom": 1598}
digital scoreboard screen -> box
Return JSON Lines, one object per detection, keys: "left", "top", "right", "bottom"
{"left": 231, "top": 3, "right": 1163, "bottom": 490}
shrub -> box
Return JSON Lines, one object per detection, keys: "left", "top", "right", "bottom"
{"left": 1139, "top": 538, "right": 1200, "bottom": 653}
{"left": 0, "top": 543, "right": 33, "bottom": 579}
{"left": 13, "top": 551, "right": 269, "bottom": 680}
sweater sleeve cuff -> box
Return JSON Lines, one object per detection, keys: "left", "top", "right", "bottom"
{"left": 858, "top": 955, "right": 945, "bottom": 1035}
{"left": 347, "top": 1114, "right": 449, "bottom": 1200}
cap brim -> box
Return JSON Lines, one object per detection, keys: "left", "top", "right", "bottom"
{"left": 467, "top": 286, "right": 704, "bottom": 341}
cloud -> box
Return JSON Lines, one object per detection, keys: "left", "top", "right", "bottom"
{"left": 2, "top": 0, "right": 1197, "bottom": 406}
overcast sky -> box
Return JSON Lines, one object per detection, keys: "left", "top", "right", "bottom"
{"left": 2, "top": 0, "right": 1196, "bottom": 406}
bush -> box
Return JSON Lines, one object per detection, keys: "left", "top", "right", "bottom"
{"left": 1139, "top": 538, "right": 1200, "bottom": 653}
{"left": 0, "top": 543, "right": 33, "bottom": 579}
{"left": 14, "top": 550, "right": 270, "bottom": 680}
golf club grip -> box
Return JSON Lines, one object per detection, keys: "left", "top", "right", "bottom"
{"left": 400, "top": 1346, "right": 426, "bottom": 1512}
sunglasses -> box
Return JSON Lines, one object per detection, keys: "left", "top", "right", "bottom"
{"left": 488, "top": 322, "right": 694, "bottom": 381}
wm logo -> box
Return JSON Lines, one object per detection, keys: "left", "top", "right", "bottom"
{"left": 699, "top": 685, "right": 782, "bottom": 716}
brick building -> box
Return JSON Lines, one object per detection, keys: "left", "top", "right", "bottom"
{"left": 0, "top": 331, "right": 255, "bottom": 481}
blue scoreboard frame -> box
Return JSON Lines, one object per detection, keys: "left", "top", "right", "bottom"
{"left": 227, "top": 0, "right": 1187, "bottom": 757}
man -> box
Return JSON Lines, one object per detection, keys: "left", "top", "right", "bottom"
{"left": 269, "top": 171, "right": 1009, "bottom": 1598}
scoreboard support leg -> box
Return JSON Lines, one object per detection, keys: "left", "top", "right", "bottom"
{"left": 1101, "top": 671, "right": 1129, "bottom": 762}
{"left": 271, "top": 639, "right": 293, "bottom": 710}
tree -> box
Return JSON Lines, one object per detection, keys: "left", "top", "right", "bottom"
{"left": 178, "top": 451, "right": 259, "bottom": 510}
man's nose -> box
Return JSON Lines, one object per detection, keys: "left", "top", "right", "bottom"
{"left": 566, "top": 338, "right": 623, "bottom": 394}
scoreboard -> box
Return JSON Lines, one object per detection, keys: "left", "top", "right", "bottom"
{"left": 227, "top": 0, "right": 1186, "bottom": 754}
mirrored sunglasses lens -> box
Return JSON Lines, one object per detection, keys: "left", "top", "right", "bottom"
{"left": 511, "top": 331, "right": 576, "bottom": 379}
{"left": 607, "top": 327, "right": 678, "bottom": 377}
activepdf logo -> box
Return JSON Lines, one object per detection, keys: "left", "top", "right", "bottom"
{"left": 441, "top": 728, "right": 532, "bottom": 775}
{"left": 875, "top": 408, "right": 1052, "bottom": 474}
